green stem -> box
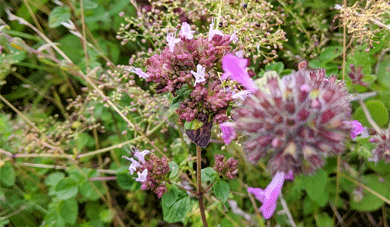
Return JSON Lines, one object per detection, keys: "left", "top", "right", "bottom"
{"left": 196, "top": 145, "right": 208, "bottom": 227}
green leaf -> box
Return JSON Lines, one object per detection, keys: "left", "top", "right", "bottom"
{"left": 314, "top": 212, "right": 333, "bottom": 227}
{"left": 162, "top": 196, "right": 191, "bottom": 223}
{"left": 116, "top": 173, "right": 134, "bottom": 190}
{"left": 54, "top": 178, "right": 78, "bottom": 200}
{"left": 58, "top": 199, "right": 78, "bottom": 224}
{"left": 162, "top": 185, "right": 179, "bottom": 207}
{"left": 320, "top": 46, "right": 342, "bottom": 63}
{"left": 80, "top": 180, "right": 103, "bottom": 201}
{"left": 45, "top": 172, "right": 65, "bottom": 186}
{"left": 99, "top": 209, "right": 114, "bottom": 223}
{"left": 299, "top": 169, "right": 329, "bottom": 206}
{"left": 48, "top": 7, "right": 71, "bottom": 28}
{"left": 353, "top": 100, "right": 389, "bottom": 127}
{"left": 83, "top": 0, "right": 98, "bottom": 10}
{"left": 308, "top": 60, "right": 321, "bottom": 69}
{"left": 213, "top": 180, "right": 230, "bottom": 203}
{"left": 169, "top": 162, "right": 179, "bottom": 179}
{"left": 0, "top": 162, "right": 15, "bottom": 186}
{"left": 171, "top": 84, "right": 193, "bottom": 108}
{"left": 350, "top": 174, "right": 388, "bottom": 211}
{"left": 367, "top": 159, "right": 390, "bottom": 175}
{"left": 201, "top": 167, "right": 217, "bottom": 182}
{"left": 377, "top": 57, "right": 390, "bottom": 88}
{"left": 108, "top": 0, "right": 130, "bottom": 16}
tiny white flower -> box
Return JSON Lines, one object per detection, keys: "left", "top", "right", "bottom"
{"left": 166, "top": 30, "right": 181, "bottom": 52}
{"left": 134, "top": 150, "right": 150, "bottom": 164}
{"left": 208, "top": 18, "right": 223, "bottom": 41}
{"left": 230, "top": 30, "right": 239, "bottom": 43}
{"left": 191, "top": 64, "right": 206, "bottom": 85}
{"left": 126, "top": 67, "right": 149, "bottom": 79}
{"left": 235, "top": 50, "right": 244, "bottom": 58}
{"left": 179, "top": 22, "right": 195, "bottom": 39}
{"left": 334, "top": 4, "right": 343, "bottom": 10}
{"left": 135, "top": 169, "right": 148, "bottom": 182}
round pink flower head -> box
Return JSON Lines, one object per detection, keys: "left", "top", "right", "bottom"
{"left": 233, "top": 66, "right": 353, "bottom": 175}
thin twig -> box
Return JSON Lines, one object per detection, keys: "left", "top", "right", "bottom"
{"left": 341, "top": 173, "right": 390, "bottom": 205}
{"left": 279, "top": 194, "right": 297, "bottom": 227}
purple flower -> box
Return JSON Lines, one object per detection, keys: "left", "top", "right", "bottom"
{"left": 166, "top": 31, "right": 181, "bottom": 52}
{"left": 122, "top": 156, "right": 140, "bottom": 175}
{"left": 208, "top": 18, "right": 223, "bottom": 41}
{"left": 134, "top": 149, "right": 150, "bottom": 163}
{"left": 191, "top": 64, "right": 206, "bottom": 85}
{"left": 127, "top": 67, "right": 149, "bottom": 79}
{"left": 135, "top": 169, "right": 148, "bottom": 182}
{"left": 247, "top": 171, "right": 292, "bottom": 219}
{"left": 179, "top": 22, "right": 195, "bottom": 39}
{"left": 222, "top": 54, "right": 258, "bottom": 93}
{"left": 220, "top": 122, "right": 236, "bottom": 144}
{"left": 346, "top": 120, "right": 364, "bottom": 139}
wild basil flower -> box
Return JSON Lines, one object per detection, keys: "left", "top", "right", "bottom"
{"left": 224, "top": 59, "right": 354, "bottom": 175}
{"left": 180, "top": 22, "right": 195, "bottom": 39}
{"left": 248, "top": 171, "right": 293, "bottom": 219}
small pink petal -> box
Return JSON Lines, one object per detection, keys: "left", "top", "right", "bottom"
{"left": 348, "top": 120, "right": 364, "bottom": 139}
{"left": 222, "top": 54, "right": 258, "bottom": 92}
{"left": 220, "top": 122, "right": 236, "bottom": 144}
{"left": 248, "top": 171, "right": 288, "bottom": 219}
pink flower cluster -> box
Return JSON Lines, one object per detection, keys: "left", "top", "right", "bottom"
{"left": 213, "top": 154, "right": 239, "bottom": 180}
{"left": 122, "top": 148, "right": 170, "bottom": 198}
{"left": 131, "top": 22, "right": 237, "bottom": 125}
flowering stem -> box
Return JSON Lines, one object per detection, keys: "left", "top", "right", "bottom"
{"left": 196, "top": 145, "right": 208, "bottom": 227}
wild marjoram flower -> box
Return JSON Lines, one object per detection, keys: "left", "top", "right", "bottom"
{"left": 208, "top": 18, "right": 223, "bottom": 41}
{"left": 166, "top": 30, "right": 181, "bottom": 53}
{"left": 191, "top": 64, "right": 206, "bottom": 86}
{"left": 122, "top": 148, "right": 170, "bottom": 198}
{"left": 179, "top": 22, "right": 195, "bottom": 39}
{"left": 142, "top": 21, "right": 235, "bottom": 126}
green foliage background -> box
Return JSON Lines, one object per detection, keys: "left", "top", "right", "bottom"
{"left": 0, "top": 0, "right": 390, "bottom": 226}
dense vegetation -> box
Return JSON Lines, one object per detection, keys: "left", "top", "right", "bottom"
{"left": 1, "top": 0, "right": 390, "bottom": 226}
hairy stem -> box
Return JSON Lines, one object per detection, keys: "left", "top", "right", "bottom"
{"left": 196, "top": 145, "right": 208, "bottom": 227}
